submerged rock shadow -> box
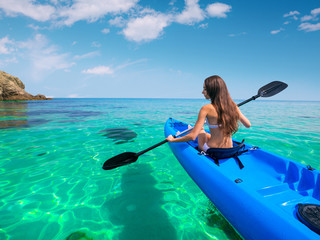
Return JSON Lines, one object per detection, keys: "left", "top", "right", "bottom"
{"left": 0, "top": 101, "right": 50, "bottom": 129}
{"left": 299, "top": 115, "right": 320, "bottom": 119}
{"left": 0, "top": 118, "right": 50, "bottom": 129}
{"left": 65, "top": 231, "right": 92, "bottom": 240}
{"left": 103, "top": 164, "right": 176, "bottom": 240}
{"left": 98, "top": 127, "right": 137, "bottom": 144}
{"left": 27, "top": 109, "right": 102, "bottom": 118}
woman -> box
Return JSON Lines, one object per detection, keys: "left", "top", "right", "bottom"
{"left": 166, "top": 75, "right": 251, "bottom": 151}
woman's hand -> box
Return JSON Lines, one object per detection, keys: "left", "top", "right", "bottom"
{"left": 166, "top": 135, "right": 175, "bottom": 142}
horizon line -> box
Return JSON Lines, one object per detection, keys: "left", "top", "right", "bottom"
{"left": 43, "top": 98, "right": 320, "bottom": 102}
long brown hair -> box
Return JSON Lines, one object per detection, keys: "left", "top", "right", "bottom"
{"left": 204, "top": 75, "right": 239, "bottom": 136}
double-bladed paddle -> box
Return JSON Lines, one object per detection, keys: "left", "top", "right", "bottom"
{"left": 237, "top": 81, "right": 288, "bottom": 107}
{"left": 103, "top": 81, "right": 288, "bottom": 170}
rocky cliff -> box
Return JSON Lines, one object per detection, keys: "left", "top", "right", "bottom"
{"left": 0, "top": 71, "right": 51, "bottom": 101}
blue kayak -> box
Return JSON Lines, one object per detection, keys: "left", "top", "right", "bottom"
{"left": 164, "top": 118, "right": 320, "bottom": 240}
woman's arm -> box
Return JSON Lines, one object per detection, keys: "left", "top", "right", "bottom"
{"left": 238, "top": 108, "right": 251, "bottom": 128}
{"left": 166, "top": 106, "right": 207, "bottom": 142}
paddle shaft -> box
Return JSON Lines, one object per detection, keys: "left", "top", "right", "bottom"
{"left": 237, "top": 94, "right": 260, "bottom": 107}
{"left": 136, "top": 140, "right": 167, "bottom": 156}
{"left": 136, "top": 127, "right": 192, "bottom": 156}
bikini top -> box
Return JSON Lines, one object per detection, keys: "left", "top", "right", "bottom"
{"left": 205, "top": 117, "right": 221, "bottom": 128}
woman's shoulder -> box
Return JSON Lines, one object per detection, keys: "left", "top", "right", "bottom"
{"left": 200, "top": 103, "right": 216, "bottom": 114}
{"left": 202, "top": 103, "right": 215, "bottom": 110}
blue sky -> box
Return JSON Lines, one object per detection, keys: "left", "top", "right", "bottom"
{"left": 0, "top": 0, "right": 319, "bottom": 100}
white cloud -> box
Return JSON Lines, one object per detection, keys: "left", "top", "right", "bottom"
{"left": 229, "top": 32, "right": 246, "bottom": 37}
{"left": 169, "top": 0, "right": 177, "bottom": 6}
{"left": 82, "top": 59, "right": 147, "bottom": 75}
{"left": 116, "top": 58, "right": 148, "bottom": 70}
{"left": 0, "top": 57, "right": 18, "bottom": 68}
{"left": 82, "top": 65, "right": 114, "bottom": 75}
{"left": 58, "top": 0, "right": 138, "bottom": 26}
{"left": 298, "top": 22, "right": 320, "bottom": 32}
{"left": 0, "top": 0, "right": 56, "bottom": 21}
{"left": 74, "top": 51, "right": 100, "bottom": 60}
{"left": 5, "top": 57, "right": 18, "bottom": 63}
{"left": 109, "top": 16, "right": 127, "bottom": 27}
{"left": 301, "top": 8, "right": 320, "bottom": 22}
{"left": 298, "top": 8, "right": 320, "bottom": 32}
{"left": 271, "top": 28, "right": 284, "bottom": 35}
{"left": 0, "top": 0, "right": 138, "bottom": 25}
{"left": 19, "top": 34, "right": 74, "bottom": 80}
{"left": 206, "top": 2, "right": 231, "bottom": 18}
{"left": 311, "top": 8, "right": 320, "bottom": 16}
{"left": 284, "top": 10, "right": 300, "bottom": 18}
{"left": 0, "top": 0, "right": 234, "bottom": 44}
{"left": 0, "top": 36, "right": 14, "bottom": 54}
{"left": 175, "top": 0, "right": 205, "bottom": 25}
{"left": 279, "top": 8, "right": 320, "bottom": 33}
{"left": 27, "top": 24, "right": 50, "bottom": 31}
{"left": 91, "top": 41, "right": 101, "bottom": 48}
{"left": 102, "top": 28, "right": 110, "bottom": 34}
{"left": 118, "top": 2, "right": 217, "bottom": 42}
{"left": 199, "top": 23, "right": 208, "bottom": 29}
{"left": 300, "top": 15, "right": 313, "bottom": 22}
{"left": 123, "top": 13, "right": 171, "bottom": 42}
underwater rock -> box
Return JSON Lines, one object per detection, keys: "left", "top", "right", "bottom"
{"left": 68, "top": 111, "right": 101, "bottom": 117}
{"left": 99, "top": 127, "right": 137, "bottom": 143}
{"left": 299, "top": 116, "right": 320, "bottom": 119}
{"left": 27, "top": 109, "right": 101, "bottom": 118}
{"left": 0, "top": 119, "right": 50, "bottom": 129}
{"left": 0, "top": 101, "right": 51, "bottom": 129}
{"left": 0, "top": 71, "right": 51, "bottom": 101}
{"left": 65, "top": 231, "right": 92, "bottom": 240}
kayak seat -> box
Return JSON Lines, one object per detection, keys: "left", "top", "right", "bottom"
{"left": 296, "top": 204, "right": 320, "bottom": 235}
{"left": 205, "top": 140, "right": 247, "bottom": 169}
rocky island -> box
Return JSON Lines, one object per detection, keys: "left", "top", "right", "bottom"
{"left": 0, "top": 71, "right": 51, "bottom": 101}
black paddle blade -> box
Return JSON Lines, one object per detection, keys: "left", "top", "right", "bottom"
{"left": 102, "top": 152, "right": 138, "bottom": 170}
{"left": 258, "top": 81, "right": 288, "bottom": 97}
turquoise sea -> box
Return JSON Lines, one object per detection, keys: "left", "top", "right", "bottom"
{"left": 1, "top": 99, "right": 320, "bottom": 240}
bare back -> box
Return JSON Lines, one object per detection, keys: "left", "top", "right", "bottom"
{"left": 205, "top": 104, "right": 233, "bottom": 148}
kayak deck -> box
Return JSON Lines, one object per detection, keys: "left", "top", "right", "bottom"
{"left": 165, "top": 118, "right": 320, "bottom": 239}
{"left": 189, "top": 138, "right": 320, "bottom": 214}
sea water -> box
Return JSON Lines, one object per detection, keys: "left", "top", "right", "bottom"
{"left": 0, "top": 99, "right": 319, "bottom": 240}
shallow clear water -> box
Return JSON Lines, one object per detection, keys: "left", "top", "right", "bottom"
{"left": 0, "top": 99, "right": 319, "bottom": 240}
